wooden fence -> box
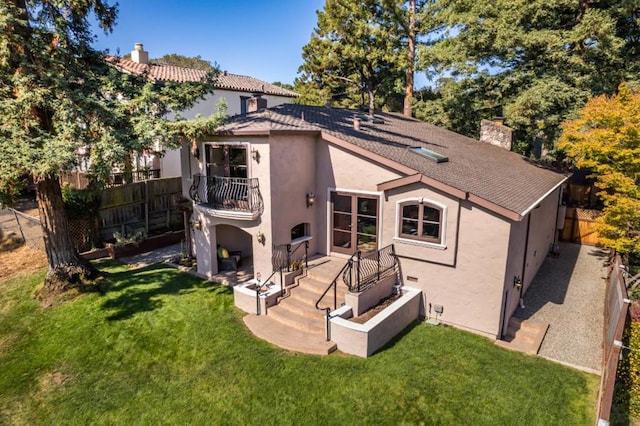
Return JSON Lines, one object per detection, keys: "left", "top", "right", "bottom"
{"left": 98, "top": 177, "right": 184, "bottom": 241}
{"left": 597, "top": 253, "right": 629, "bottom": 424}
{"left": 560, "top": 207, "right": 602, "bottom": 246}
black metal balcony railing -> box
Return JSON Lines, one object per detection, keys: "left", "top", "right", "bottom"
{"left": 189, "top": 174, "right": 264, "bottom": 216}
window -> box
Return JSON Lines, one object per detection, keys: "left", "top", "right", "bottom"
{"left": 398, "top": 200, "right": 443, "bottom": 244}
{"left": 240, "top": 96, "right": 250, "bottom": 115}
{"left": 291, "top": 223, "right": 310, "bottom": 241}
{"left": 205, "top": 144, "right": 247, "bottom": 178}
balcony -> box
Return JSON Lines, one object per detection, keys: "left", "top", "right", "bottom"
{"left": 189, "top": 174, "right": 264, "bottom": 220}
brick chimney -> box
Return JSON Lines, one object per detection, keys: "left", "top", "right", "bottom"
{"left": 480, "top": 118, "right": 513, "bottom": 151}
{"left": 131, "top": 43, "right": 149, "bottom": 64}
{"left": 248, "top": 92, "right": 267, "bottom": 112}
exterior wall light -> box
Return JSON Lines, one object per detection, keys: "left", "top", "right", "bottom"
{"left": 251, "top": 148, "right": 260, "bottom": 163}
{"left": 256, "top": 231, "right": 266, "bottom": 245}
{"left": 306, "top": 192, "right": 316, "bottom": 208}
{"left": 192, "top": 220, "right": 202, "bottom": 230}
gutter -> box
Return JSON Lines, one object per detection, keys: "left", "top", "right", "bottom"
{"left": 519, "top": 177, "right": 569, "bottom": 218}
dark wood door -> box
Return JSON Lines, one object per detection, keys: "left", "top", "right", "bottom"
{"left": 330, "top": 192, "right": 378, "bottom": 255}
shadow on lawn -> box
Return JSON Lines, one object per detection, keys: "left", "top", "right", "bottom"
{"left": 100, "top": 264, "right": 232, "bottom": 321}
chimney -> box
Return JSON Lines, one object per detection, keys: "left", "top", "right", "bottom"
{"left": 248, "top": 92, "right": 267, "bottom": 112}
{"left": 131, "top": 43, "right": 149, "bottom": 64}
{"left": 480, "top": 118, "right": 513, "bottom": 151}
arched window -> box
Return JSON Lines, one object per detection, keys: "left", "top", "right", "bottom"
{"left": 291, "top": 223, "right": 310, "bottom": 241}
{"left": 398, "top": 200, "right": 443, "bottom": 244}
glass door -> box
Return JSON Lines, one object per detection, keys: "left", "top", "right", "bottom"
{"left": 331, "top": 192, "right": 378, "bottom": 255}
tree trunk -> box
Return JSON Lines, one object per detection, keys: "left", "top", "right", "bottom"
{"left": 403, "top": 0, "right": 416, "bottom": 117}
{"left": 367, "top": 82, "right": 376, "bottom": 117}
{"left": 35, "top": 175, "right": 98, "bottom": 300}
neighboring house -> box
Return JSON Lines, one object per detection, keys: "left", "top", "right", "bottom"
{"left": 185, "top": 103, "right": 568, "bottom": 341}
{"left": 106, "top": 43, "right": 298, "bottom": 182}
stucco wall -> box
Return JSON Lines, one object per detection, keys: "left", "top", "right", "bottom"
{"left": 522, "top": 188, "right": 560, "bottom": 290}
{"left": 268, "top": 134, "right": 319, "bottom": 255}
{"left": 502, "top": 216, "right": 528, "bottom": 336}
{"left": 393, "top": 200, "right": 512, "bottom": 338}
{"left": 314, "top": 142, "right": 403, "bottom": 254}
{"left": 501, "top": 187, "right": 561, "bottom": 336}
{"left": 160, "top": 148, "right": 181, "bottom": 178}
{"left": 170, "top": 90, "right": 294, "bottom": 120}
{"left": 190, "top": 136, "right": 273, "bottom": 279}
{"left": 383, "top": 182, "right": 459, "bottom": 266}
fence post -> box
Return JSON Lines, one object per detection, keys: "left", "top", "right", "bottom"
{"left": 12, "top": 209, "right": 26, "bottom": 243}
{"left": 144, "top": 180, "right": 149, "bottom": 235}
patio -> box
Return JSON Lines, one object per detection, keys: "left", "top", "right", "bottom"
{"left": 514, "top": 242, "right": 608, "bottom": 372}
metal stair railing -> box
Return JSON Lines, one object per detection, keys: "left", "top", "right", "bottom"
{"left": 315, "top": 244, "right": 401, "bottom": 341}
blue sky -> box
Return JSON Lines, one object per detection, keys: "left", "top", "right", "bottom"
{"left": 93, "top": 0, "right": 326, "bottom": 85}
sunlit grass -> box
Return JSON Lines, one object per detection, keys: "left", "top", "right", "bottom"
{"left": 0, "top": 261, "right": 598, "bottom": 424}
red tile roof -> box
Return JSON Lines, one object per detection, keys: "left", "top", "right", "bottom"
{"left": 216, "top": 104, "right": 568, "bottom": 220}
{"left": 105, "top": 56, "right": 298, "bottom": 98}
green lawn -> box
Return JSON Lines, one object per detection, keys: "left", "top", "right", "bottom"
{"left": 0, "top": 261, "right": 598, "bottom": 425}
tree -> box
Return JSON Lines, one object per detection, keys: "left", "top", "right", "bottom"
{"left": 153, "top": 54, "right": 214, "bottom": 70}
{"left": 298, "top": 0, "right": 404, "bottom": 114}
{"left": 558, "top": 83, "right": 640, "bottom": 255}
{"left": 416, "top": 0, "right": 640, "bottom": 155}
{"left": 0, "top": 0, "right": 219, "bottom": 300}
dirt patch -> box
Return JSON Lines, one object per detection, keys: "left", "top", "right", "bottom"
{"left": 37, "top": 369, "right": 75, "bottom": 393}
{"left": 0, "top": 233, "right": 48, "bottom": 283}
{"left": 349, "top": 293, "right": 402, "bottom": 324}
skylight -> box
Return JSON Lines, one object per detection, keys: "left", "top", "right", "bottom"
{"left": 410, "top": 147, "right": 449, "bottom": 163}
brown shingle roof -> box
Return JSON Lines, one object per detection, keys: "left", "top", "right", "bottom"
{"left": 217, "top": 104, "right": 568, "bottom": 219}
{"left": 105, "top": 57, "right": 299, "bottom": 98}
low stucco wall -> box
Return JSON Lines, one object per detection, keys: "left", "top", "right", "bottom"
{"left": 233, "top": 280, "right": 282, "bottom": 315}
{"left": 345, "top": 273, "right": 397, "bottom": 316}
{"left": 330, "top": 287, "right": 422, "bottom": 357}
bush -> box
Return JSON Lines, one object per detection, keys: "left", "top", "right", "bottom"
{"left": 616, "top": 317, "right": 640, "bottom": 419}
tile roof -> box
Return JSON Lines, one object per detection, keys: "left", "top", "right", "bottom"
{"left": 216, "top": 104, "right": 568, "bottom": 219}
{"left": 105, "top": 57, "right": 299, "bottom": 98}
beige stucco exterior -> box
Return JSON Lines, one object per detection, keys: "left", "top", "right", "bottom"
{"left": 186, "top": 131, "right": 563, "bottom": 339}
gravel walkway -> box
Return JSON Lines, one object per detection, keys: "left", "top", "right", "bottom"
{"left": 515, "top": 242, "right": 608, "bottom": 373}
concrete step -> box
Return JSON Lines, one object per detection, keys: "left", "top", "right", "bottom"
{"left": 273, "top": 294, "right": 324, "bottom": 317}
{"left": 305, "top": 258, "right": 349, "bottom": 283}
{"left": 266, "top": 303, "right": 326, "bottom": 333}
{"left": 243, "top": 315, "right": 336, "bottom": 355}
{"left": 496, "top": 318, "right": 549, "bottom": 355}
{"left": 289, "top": 282, "right": 346, "bottom": 306}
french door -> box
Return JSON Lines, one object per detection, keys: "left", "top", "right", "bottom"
{"left": 330, "top": 192, "right": 378, "bottom": 255}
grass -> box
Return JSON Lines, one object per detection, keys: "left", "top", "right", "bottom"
{"left": 0, "top": 261, "right": 598, "bottom": 425}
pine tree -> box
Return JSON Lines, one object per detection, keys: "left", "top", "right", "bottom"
{"left": 299, "top": 0, "right": 404, "bottom": 114}
{"left": 416, "top": 0, "right": 640, "bottom": 155}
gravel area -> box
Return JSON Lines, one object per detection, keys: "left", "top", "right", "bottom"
{"left": 515, "top": 242, "right": 608, "bottom": 373}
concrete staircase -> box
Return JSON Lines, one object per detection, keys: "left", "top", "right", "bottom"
{"left": 242, "top": 257, "right": 349, "bottom": 355}
{"left": 495, "top": 317, "right": 549, "bottom": 355}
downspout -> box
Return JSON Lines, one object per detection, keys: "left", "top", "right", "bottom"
{"left": 519, "top": 214, "right": 532, "bottom": 308}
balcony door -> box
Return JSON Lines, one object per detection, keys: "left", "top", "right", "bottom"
{"left": 205, "top": 144, "right": 247, "bottom": 178}
{"left": 330, "top": 192, "right": 378, "bottom": 255}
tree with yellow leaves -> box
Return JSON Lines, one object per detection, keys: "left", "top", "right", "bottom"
{"left": 558, "top": 83, "right": 640, "bottom": 255}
